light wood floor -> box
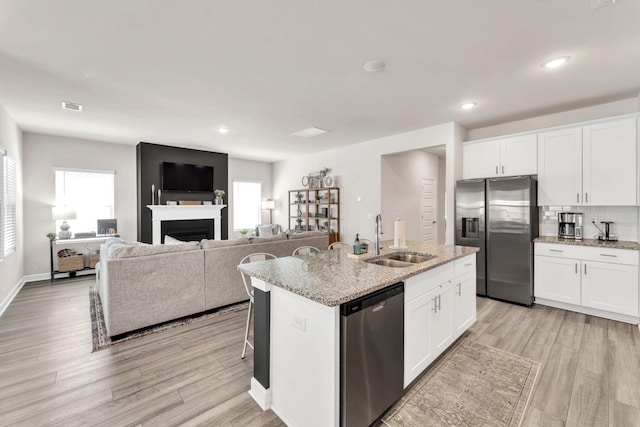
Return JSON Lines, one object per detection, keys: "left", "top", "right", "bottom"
{"left": 1, "top": 279, "right": 640, "bottom": 426}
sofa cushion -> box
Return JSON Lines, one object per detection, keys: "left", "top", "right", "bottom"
{"left": 200, "top": 237, "right": 250, "bottom": 249}
{"left": 289, "top": 230, "right": 326, "bottom": 239}
{"left": 250, "top": 233, "right": 287, "bottom": 243}
{"left": 109, "top": 241, "right": 200, "bottom": 259}
{"left": 164, "top": 235, "right": 183, "bottom": 245}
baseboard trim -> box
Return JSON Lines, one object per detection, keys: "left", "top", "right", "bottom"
{"left": 24, "top": 273, "right": 50, "bottom": 282}
{"left": 0, "top": 276, "right": 26, "bottom": 317}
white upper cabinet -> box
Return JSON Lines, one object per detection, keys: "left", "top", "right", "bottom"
{"left": 462, "top": 140, "right": 500, "bottom": 179}
{"left": 538, "top": 117, "right": 637, "bottom": 206}
{"left": 582, "top": 118, "right": 637, "bottom": 206}
{"left": 500, "top": 134, "right": 538, "bottom": 176}
{"left": 462, "top": 134, "right": 537, "bottom": 179}
{"left": 537, "top": 127, "right": 583, "bottom": 205}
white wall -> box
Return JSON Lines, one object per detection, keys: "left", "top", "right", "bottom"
{"left": 22, "top": 133, "right": 136, "bottom": 276}
{"left": 273, "top": 122, "right": 460, "bottom": 245}
{"left": 0, "top": 105, "right": 24, "bottom": 312}
{"left": 381, "top": 150, "right": 439, "bottom": 242}
{"left": 228, "top": 158, "right": 273, "bottom": 237}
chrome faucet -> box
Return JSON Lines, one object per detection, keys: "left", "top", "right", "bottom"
{"left": 374, "top": 214, "right": 383, "bottom": 255}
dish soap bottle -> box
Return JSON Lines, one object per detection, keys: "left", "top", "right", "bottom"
{"left": 353, "top": 233, "right": 361, "bottom": 255}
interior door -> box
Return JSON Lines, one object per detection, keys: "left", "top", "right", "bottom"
{"left": 421, "top": 178, "right": 435, "bottom": 243}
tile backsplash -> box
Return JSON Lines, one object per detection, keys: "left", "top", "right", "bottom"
{"left": 539, "top": 206, "right": 639, "bottom": 242}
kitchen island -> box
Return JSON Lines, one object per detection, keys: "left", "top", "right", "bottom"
{"left": 238, "top": 240, "right": 478, "bottom": 427}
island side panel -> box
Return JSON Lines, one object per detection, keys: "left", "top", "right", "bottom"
{"left": 254, "top": 288, "right": 270, "bottom": 388}
{"left": 270, "top": 286, "right": 340, "bottom": 427}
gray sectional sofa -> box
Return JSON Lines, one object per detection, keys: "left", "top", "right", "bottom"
{"left": 97, "top": 232, "right": 328, "bottom": 337}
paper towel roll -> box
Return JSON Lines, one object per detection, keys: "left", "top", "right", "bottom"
{"left": 394, "top": 218, "right": 406, "bottom": 249}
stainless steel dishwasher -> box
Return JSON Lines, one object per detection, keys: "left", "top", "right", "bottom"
{"left": 340, "top": 282, "right": 404, "bottom": 427}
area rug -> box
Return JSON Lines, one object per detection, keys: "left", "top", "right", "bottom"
{"left": 89, "top": 287, "right": 248, "bottom": 352}
{"left": 382, "top": 337, "right": 540, "bottom": 427}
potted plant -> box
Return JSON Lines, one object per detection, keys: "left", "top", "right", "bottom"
{"left": 46, "top": 232, "right": 56, "bottom": 240}
{"left": 239, "top": 229, "right": 250, "bottom": 236}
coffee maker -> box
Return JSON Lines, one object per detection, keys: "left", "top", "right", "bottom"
{"left": 558, "top": 212, "right": 583, "bottom": 240}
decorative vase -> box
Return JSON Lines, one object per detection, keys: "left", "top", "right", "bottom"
{"left": 58, "top": 220, "right": 72, "bottom": 239}
{"left": 215, "top": 196, "right": 223, "bottom": 205}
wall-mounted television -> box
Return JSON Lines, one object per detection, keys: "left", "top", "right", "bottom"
{"left": 162, "top": 162, "right": 214, "bottom": 192}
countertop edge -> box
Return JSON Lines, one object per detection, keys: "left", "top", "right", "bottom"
{"left": 534, "top": 236, "right": 640, "bottom": 251}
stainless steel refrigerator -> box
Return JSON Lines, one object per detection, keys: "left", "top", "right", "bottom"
{"left": 455, "top": 176, "right": 538, "bottom": 306}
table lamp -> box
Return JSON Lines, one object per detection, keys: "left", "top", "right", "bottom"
{"left": 261, "top": 199, "right": 275, "bottom": 224}
{"left": 51, "top": 206, "right": 77, "bottom": 239}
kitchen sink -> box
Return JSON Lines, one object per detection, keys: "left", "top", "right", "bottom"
{"left": 385, "top": 253, "right": 436, "bottom": 264}
{"left": 367, "top": 258, "right": 413, "bottom": 268}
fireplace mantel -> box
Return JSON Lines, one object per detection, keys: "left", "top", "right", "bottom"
{"left": 147, "top": 205, "right": 226, "bottom": 244}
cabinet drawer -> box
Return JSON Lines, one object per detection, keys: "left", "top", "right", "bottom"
{"left": 454, "top": 255, "right": 476, "bottom": 278}
{"left": 578, "top": 247, "right": 639, "bottom": 266}
{"left": 405, "top": 262, "right": 454, "bottom": 303}
{"left": 535, "top": 242, "right": 582, "bottom": 259}
{"left": 535, "top": 242, "right": 638, "bottom": 266}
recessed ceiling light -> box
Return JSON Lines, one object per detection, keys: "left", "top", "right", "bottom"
{"left": 460, "top": 102, "right": 477, "bottom": 110}
{"left": 290, "top": 127, "right": 329, "bottom": 138}
{"left": 541, "top": 56, "right": 570, "bottom": 69}
{"left": 363, "top": 60, "right": 386, "bottom": 72}
{"left": 217, "top": 127, "right": 229, "bottom": 134}
{"left": 61, "top": 101, "right": 82, "bottom": 112}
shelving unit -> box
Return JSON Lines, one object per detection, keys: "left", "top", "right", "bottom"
{"left": 289, "top": 187, "right": 340, "bottom": 244}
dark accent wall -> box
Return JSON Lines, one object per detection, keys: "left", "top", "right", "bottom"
{"left": 137, "top": 142, "right": 228, "bottom": 243}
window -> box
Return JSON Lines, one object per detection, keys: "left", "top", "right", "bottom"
{"left": 233, "top": 181, "right": 261, "bottom": 230}
{"left": 55, "top": 169, "right": 115, "bottom": 234}
{"left": 1, "top": 150, "right": 17, "bottom": 259}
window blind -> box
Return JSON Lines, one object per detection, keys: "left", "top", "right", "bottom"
{"left": 3, "top": 152, "right": 17, "bottom": 257}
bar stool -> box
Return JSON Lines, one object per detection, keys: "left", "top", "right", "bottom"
{"left": 239, "top": 252, "right": 277, "bottom": 359}
{"left": 292, "top": 246, "right": 320, "bottom": 256}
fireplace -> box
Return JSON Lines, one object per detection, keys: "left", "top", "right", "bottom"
{"left": 161, "top": 219, "right": 214, "bottom": 243}
{"left": 147, "top": 205, "right": 225, "bottom": 245}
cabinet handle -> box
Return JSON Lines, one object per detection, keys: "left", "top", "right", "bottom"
{"left": 464, "top": 263, "right": 473, "bottom": 267}
{"left": 550, "top": 249, "right": 564, "bottom": 253}
{"left": 600, "top": 254, "right": 617, "bottom": 257}
{"left": 432, "top": 298, "right": 438, "bottom": 313}
{"left": 456, "top": 282, "right": 462, "bottom": 296}
{"left": 585, "top": 193, "right": 588, "bottom": 203}
{"left": 501, "top": 165, "right": 504, "bottom": 174}
{"left": 577, "top": 193, "right": 580, "bottom": 203}
{"left": 584, "top": 264, "right": 587, "bottom": 275}
{"left": 575, "top": 263, "right": 577, "bottom": 274}
{"left": 437, "top": 295, "right": 442, "bottom": 311}
{"left": 495, "top": 166, "right": 498, "bottom": 175}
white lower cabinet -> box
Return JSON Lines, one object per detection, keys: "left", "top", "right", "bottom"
{"left": 534, "top": 256, "right": 581, "bottom": 304}
{"left": 453, "top": 255, "right": 477, "bottom": 339}
{"left": 582, "top": 261, "right": 638, "bottom": 317}
{"left": 404, "top": 255, "right": 476, "bottom": 387}
{"left": 534, "top": 243, "right": 639, "bottom": 322}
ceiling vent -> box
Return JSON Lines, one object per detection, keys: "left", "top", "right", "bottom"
{"left": 290, "top": 127, "right": 329, "bottom": 138}
{"left": 591, "top": 0, "right": 615, "bottom": 10}
{"left": 61, "top": 101, "right": 83, "bottom": 112}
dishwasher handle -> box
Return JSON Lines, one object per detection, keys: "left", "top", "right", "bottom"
{"left": 340, "top": 282, "right": 404, "bottom": 316}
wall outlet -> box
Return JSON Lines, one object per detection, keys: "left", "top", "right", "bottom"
{"left": 292, "top": 315, "right": 306, "bottom": 332}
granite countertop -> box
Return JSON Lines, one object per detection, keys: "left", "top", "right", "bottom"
{"left": 534, "top": 236, "right": 640, "bottom": 250}
{"left": 237, "top": 240, "right": 478, "bottom": 307}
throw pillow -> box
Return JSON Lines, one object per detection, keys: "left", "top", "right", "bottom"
{"left": 164, "top": 235, "right": 183, "bottom": 245}
{"left": 257, "top": 225, "right": 274, "bottom": 236}
{"left": 200, "top": 237, "right": 250, "bottom": 249}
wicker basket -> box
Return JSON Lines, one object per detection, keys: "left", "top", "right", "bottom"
{"left": 89, "top": 254, "right": 100, "bottom": 268}
{"left": 58, "top": 254, "right": 84, "bottom": 272}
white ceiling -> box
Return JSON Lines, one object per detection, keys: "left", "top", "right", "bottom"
{"left": 0, "top": 0, "right": 639, "bottom": 162}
